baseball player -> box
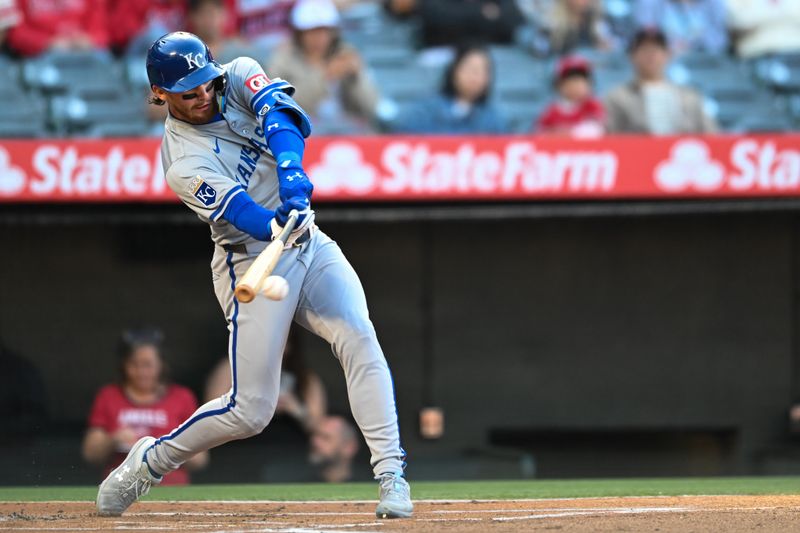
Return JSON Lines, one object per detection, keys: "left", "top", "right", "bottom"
{"left": 95, "top": 31, "right": 412, "bottom": 519}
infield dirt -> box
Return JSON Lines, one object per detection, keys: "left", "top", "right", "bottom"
{"left": 2, "top": 494, "right": 800, "bottom": 531}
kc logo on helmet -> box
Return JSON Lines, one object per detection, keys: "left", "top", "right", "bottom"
{"left": 181, "top": 52, "right": 207, "bottom": 70}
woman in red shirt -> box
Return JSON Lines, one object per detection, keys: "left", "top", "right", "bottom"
{"left": 82, "top": 329, "right": 208, "bottom": 486}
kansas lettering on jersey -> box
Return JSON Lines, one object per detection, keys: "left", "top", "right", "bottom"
{"left": 161, "top": 57, "right": 282, "bottom": 247}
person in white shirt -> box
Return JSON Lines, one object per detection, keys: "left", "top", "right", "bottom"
{"left": 605, "top": 28, "right": 716, "bottom": 135}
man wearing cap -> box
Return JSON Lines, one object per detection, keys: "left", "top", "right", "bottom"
{"left": 605, "top": 28, "right": 716, "bottom": 135}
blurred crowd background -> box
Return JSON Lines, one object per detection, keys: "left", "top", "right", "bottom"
{"left": 0, "top": 0, "right": 799, "bottom": 139}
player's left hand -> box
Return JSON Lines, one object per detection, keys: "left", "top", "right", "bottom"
{"left": 277, "top": 158, "right": 314, "bottom": 203}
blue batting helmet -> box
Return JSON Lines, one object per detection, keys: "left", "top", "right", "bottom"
{"left": 146, "top": 32, "right": 225, "bottom": 93}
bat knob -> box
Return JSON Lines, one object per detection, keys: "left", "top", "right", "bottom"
{"left": 234, "top": 284, "right": 256, "bottom": 303}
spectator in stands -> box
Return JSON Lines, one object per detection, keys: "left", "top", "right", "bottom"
{"left": 7, "top": 0, "right": 108, "bottom": 57}
{"left": 543, "top": 0, "right": 617, "bottom": 55}
{"left": 231, "top": 0, "right": 294, "bottom": 52}
{"left": 310, "top": 415, "right": 360, "bottom": 482}
{"left": 417, "top": 0, "right": 522, "bottom": 48}
{"left": 205, "top": 329, "right": 327, "bottom": 433}
{"left": 83, "top": 328, "right": 208, "bottom": 485}
{"left": 605, "top": 28, "right": 715, "bottom": 134}
{"left": 537, "top": 55, "right": 605, "bottom": 137}
{"left": 0, "top": 0, "right": 20, "bottom": 52}
{"left": 107, "top": 0, "right": 186, "bottom": 56}
{"left": 634, "top": 0, "right": 728, "bottom": 55}
{"left": 268, "top": 0, "right": 379, "bottom": 134}
{"left": 392, "top": 44, "right": 508, "bottom": 134}
{"left": 726, "top": 0, "right": 800, "bottom": 59}
{"left": 189, "top": 0, "right": 268, "bottom": 67}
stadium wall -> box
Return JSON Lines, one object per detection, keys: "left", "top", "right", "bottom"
{"left": 1, "top": 212, "right": 798, "bottom": 480}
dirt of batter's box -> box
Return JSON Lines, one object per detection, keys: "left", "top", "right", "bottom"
{"left": 1, "top": 495, "right": 800, "bottom": 532}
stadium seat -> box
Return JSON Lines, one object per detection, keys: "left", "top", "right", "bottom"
{"left": 0, "top": 92, "right": 47, "bottom": 138}
{"left": 125, "top": 56, "right": 151, "bottom": 91}
{"left": 499, "top": 100, "right": 547, "bottom": 134}
{"left": 372, "top": 65, "right": 439, "bottom": 101}
{"left": 754, "top": 54, "right": 800, "bottom": 93}
{"left": 49, "top": 90, "right": 147, "bottom": 137}
{"left": 0, "top": 59, "right": 22, "bottom": 92}
{"left": 22, "top": 50, "right": 123, "bottom": 95}
{"left": 733, "top": 114, "right": 796, "bottom": 133}
{"left": 361, "top": 44, "right": 415, "bottom": 68}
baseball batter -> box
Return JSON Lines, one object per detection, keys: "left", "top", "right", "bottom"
{"left": 95, "top": 32, "right": 412, "bottom": 519}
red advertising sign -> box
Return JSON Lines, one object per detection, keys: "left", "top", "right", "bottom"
{"left": 1, "top": 135, "right": 799, "bottom": 202}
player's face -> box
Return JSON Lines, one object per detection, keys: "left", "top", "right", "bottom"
{"left": 453, "top": 51, "right": 491, "bottom": 104}
{"left": 156, "top": 79, "right": 219, "bottom": 124}
{"left": 124, "top": 345, "right": 163, "bottom": 393}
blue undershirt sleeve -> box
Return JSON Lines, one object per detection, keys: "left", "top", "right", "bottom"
{"left": 220, "top": 190, "right": 275, "bottom": 241}
{"left": 264, "top": 109, "right": 305, "bottom": 164}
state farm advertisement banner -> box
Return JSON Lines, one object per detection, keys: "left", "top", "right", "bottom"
{"left": 1, "top": 135, "right": 799, "bottom": 202}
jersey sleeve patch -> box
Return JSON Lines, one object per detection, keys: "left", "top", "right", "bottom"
{"left": 245, "top": 73, "right": 270, "bottom": 93}
{"left": 188, "top": 176, "right": 218, "bottom": 207}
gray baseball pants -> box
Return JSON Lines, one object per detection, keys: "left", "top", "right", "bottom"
{"left": 145, "top": 231, "right": 405, "bottom": 478}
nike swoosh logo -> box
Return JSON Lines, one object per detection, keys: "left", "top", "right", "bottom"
{"left": 212, "top": 137, "right": 221, "bottom": 154}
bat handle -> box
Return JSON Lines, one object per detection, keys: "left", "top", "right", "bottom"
{"left": 275, "top": 209, "right": 300, "bottom": 244}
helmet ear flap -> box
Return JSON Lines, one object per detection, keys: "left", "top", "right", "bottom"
{"left": 214, "top": 74, "right": 228, "bottom": 113}
{"left": 213, "top": 75, "right": 226, "bottom": 93}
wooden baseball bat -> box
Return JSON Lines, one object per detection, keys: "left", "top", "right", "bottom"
{"left": 234, "top": 210, "right": 299, "bottom": 303}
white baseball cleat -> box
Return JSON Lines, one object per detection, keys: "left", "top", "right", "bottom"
{"left": 96, "top": 436, "right": 161, "bottom": 516}
{"left": 375, "top": 472, "right": 413, "bottom": 519}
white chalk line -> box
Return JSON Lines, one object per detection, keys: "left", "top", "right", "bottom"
{"left": 311, "top": 522, "right": 383, "bottom": 529}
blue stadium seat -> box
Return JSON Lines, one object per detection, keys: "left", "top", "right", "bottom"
{"left": 0, "top": 92, "right": 47, "bottom": 138}
{"left": 372, "top": 64, "right": 439, "bottom": 101}
{"left": 499, "top": 100, "right": 547, "bottom": 134}
{"left": 754, "top": 54, "right": 800, "bottom": 93}
{"left": 49, "top": 90, "right": 147, "bottom": 137}
{"left": 0, "top": 55, "right": 22, "bottom": 91}
{"left": 22, "top": 50, "right": 123, "bottom": 95}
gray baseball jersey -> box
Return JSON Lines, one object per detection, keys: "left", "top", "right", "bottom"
{"left": 162, "top": 57, "right": 280, "bottom": 246}
{"left": 145, "top": 57, "right": 406, "bottom": 479}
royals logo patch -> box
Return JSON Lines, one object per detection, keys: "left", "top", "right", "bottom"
{"left": 246, "top": 73, "right": 269, "bottom": 93}
{"left": 188, "top": 176, "right": 217, "bottom": 206}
